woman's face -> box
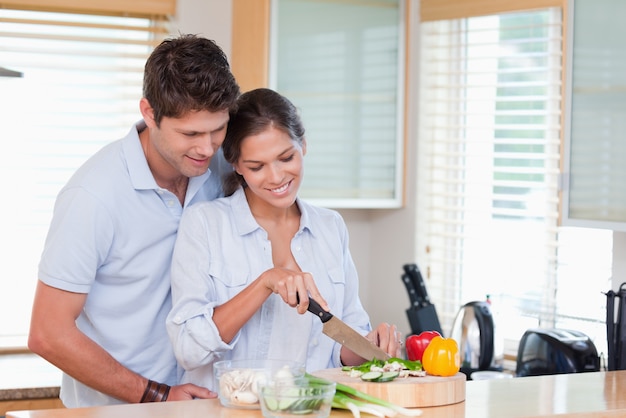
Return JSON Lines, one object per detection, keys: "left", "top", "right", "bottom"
{"left": 234, "top": 125, "right": 306, "bottom": 210}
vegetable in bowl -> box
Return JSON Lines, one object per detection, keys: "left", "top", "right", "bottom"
{"left": 214, "top": 359, "right": 305, "bottom": 409}
{"left": 258, "top": 377, "right": 336, "bottom": 418}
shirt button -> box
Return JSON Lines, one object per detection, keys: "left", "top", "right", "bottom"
{"left": 157, "top": 189, "right": 164, "bottom": 195}
{"left": 167, "top": 200, "right": 174, "bottom": 207}
{"left": 296, "top": 247, "right": 301, "bottom": 251}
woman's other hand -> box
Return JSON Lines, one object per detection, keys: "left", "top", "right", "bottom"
{"left": 340, "top": 322, "right": 403, "bottom": 366}
{"left": 367, "top": 323, "right": 403, "bottom": 358}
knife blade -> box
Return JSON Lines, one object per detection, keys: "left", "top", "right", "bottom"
{"left": 304, "top": 296, "right": 390, "bottom": 361}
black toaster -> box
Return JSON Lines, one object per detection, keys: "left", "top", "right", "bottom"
{"left": 516, "top": 328, "right": 600, "bottom": 377}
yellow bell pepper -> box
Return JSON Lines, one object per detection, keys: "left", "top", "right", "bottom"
{"left": 421, "top": 336, "right": 461, "bottom": 377}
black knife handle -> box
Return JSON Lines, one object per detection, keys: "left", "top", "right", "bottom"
{"left": 404, "top": 263, "right": 431, "bottom": 305}
{"left": 297, "top": 293, "right": 333, "bottom": 323}
{"left": 401, "top": 273, "right": 421, "bottom": 308}
{"left": 414, "top": 269, "right": 432, "bottom": 304}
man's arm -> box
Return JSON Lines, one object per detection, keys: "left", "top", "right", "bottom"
{"left": 28, "top": 281, "right": 148, "bottom": 402}
{"left": 29, "top": 281, "right": 216, "bottom": 402}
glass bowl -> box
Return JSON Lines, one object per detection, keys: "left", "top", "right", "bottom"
{"left": 214, "top": 359, "right": 305, "bottom": 409}
{"left": 258, "top": 378, "right": 336, "bottom": 418}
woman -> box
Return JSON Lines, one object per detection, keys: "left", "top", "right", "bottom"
{"left": 166, "top": 88, "right": 402, "bottom": 389}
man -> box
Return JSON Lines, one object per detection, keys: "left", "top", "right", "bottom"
{"left": 28, "top": 34, "right": 240, "bottom": 407}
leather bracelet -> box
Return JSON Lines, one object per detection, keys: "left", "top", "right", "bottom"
{"left": 140, "top": 380, "right": 157, "bottom": 403}
{"left": 161, "top": 384, "right": 171, "bottom": 402}
{"left": 140, "top": 379, "right": 170, "bottom": 403}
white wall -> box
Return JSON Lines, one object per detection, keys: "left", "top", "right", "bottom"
{"left": 173, "top": 0, "right": 232, "bottom": 57}
{"left": 614, "top": 232, "right": 626, "bottom": 289}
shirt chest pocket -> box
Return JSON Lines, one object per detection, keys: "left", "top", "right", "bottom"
{"left": 327, "top": 267, "right": 345, "bottom": 286}
{"left": 324, "top": 267, "right": 346, "bottom": 309}
{"left": 208, "top": 260, "right": 250, "bottom": 297}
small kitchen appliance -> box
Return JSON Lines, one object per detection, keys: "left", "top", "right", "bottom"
{"left": 515, "top": 328, "right": 600, "bottom": 376}
{"left": 450, "top": 300, "right": 500, "bottom": 378}
{"left": 605, "top": 282, "right": 626, "bottom": 370}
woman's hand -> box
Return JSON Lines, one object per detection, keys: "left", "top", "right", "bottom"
{"left": 340, "top": 322, "right": 403, "bottom": 366}
{"left": 260, "top": 267, "right": 329, "bottom": 314}
{"left": 366, "top": 323, "right": 403, "bottom": 359}
{"left": 213, "top": 267, "right": 329, "bottom": 343}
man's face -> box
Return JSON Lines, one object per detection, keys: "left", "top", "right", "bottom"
{"left": 142, "top": 99, "right": 230, "bottom": 179}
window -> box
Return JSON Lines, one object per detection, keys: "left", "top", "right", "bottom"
{"left": 0, "top": 7, "right": 169, "bottom": 347}
{"left": 270, "top": 0, "right": 404, "bottom": 208}
{"left": 415, "top": 3, "right": 613, "bottom": 366}
{"left": 562, "top": 0, "right": 626, "bottom": 230}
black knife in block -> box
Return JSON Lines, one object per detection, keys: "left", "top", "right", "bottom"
{"left": 403, "top": 263, "right": 432, "bottom": 306}
{"left": 402, "top": 273, "right": 422, "bottom": 309}
{"left": 402, "top": 263, "right": 444, "bottom": 336}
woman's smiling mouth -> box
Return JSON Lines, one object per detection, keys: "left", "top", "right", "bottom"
{"left": 269, "top": 180, "right": 292, "bottom": 194}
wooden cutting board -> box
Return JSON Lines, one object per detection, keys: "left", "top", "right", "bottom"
{"left": 312, "top": 368, "right": 466, "bottom": 408}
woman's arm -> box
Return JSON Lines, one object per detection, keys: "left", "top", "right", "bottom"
{"left": 168, "top": 203, "right": 329, "bottom": 366}
{"left": 213, "top": 267, "right": 326, "bottom": 342}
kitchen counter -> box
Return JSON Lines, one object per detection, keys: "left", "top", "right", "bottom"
{"left": 0, "top": 354, "right": 61, "bottom": 401}
{"left": 0, "top": 353, "right": 63, "bottom": 416}
{"left": 7, "top": 370, "right": 626, "bottom": 417}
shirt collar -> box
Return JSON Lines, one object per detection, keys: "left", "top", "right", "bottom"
{"left": 230, "top": 186, "right": 314, "bottom": 237}
{"left": 123, "top": 120, "right": 211, "bottom": 196}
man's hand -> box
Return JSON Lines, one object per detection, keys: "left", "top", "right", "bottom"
{"left": 167, "top": 383, "right": 217, "bottom": 401}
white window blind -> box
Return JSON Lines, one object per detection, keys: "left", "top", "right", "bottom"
{"left": 0, "top": 8, "right": 169, "bottom": 347}
{"left": 270, "top": 0, "right": 404, "bottom": 208}
{"left": 415, "top": 6, "right": 613, "bottom": 365}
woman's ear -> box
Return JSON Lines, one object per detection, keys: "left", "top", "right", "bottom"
{"left": 139, "top": 98, "right": 156, "bottom": 128}
{"left": 302, "top": 138, "right": 307, "bottom": 156}
{"left": 233, "top": 162, "right": 243, "bottom": 176}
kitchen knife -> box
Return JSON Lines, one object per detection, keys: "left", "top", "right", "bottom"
{"left": 404, "top": 263, "right": 432, "bottom": 306}
{"left": 402, "top": 263, "right": 444, "bottom": 336}
{"left": 401, "top": 273, "right": 422, "bottom": 308}
{"left": 304, "top": 296, "right": 390, "bottom": 361}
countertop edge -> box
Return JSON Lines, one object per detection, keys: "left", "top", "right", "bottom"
{"left": 0, "top": 387, "right": 60, "bottom": 401}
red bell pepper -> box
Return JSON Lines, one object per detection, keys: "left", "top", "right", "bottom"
{"left": 405, "top": 330, "right": 441, "bottom": 362}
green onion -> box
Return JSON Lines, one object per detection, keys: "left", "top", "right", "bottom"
{"left": 305, "top": 374, "right": 423, "bottom": 417}
{"left": 333, "top": 391, "right": 394, "bottom": 417}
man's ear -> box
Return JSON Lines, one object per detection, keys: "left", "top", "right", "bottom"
{"left": 139, "top": 98, "right": 156, "bottom": 128}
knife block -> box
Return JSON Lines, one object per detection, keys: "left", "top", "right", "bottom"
{"left": 406, "top": 304, "right": 443, "bottom": 336}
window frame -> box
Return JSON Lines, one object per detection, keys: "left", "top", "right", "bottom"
{"left": 267, "top": 0, "right": 408, "bottom": 209}
{"left": 1, "top": 0, "right": 175, "bottom": 17}
{"left": 560, "top": 0, "right": 626, "bottom": 231}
